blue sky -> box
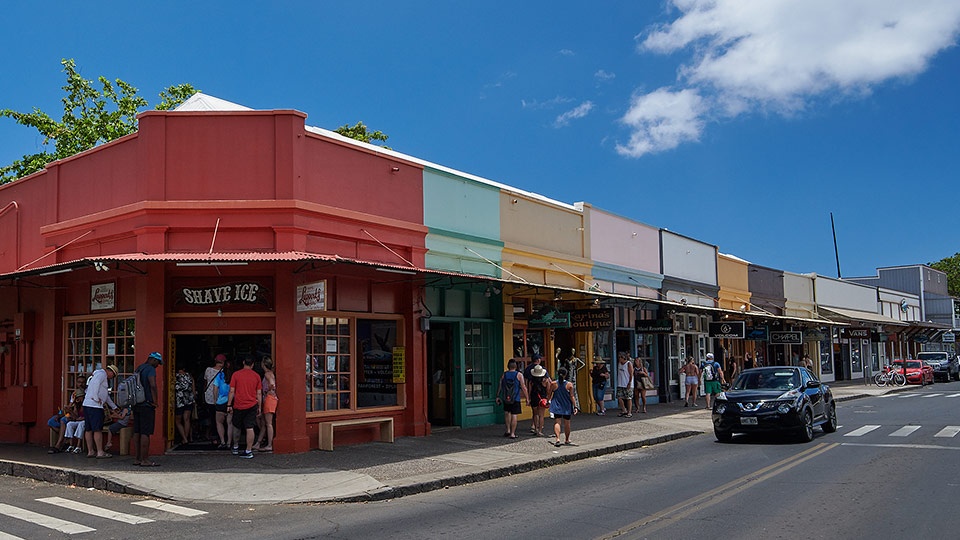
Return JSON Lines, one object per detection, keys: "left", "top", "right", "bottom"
{"left": 2, "top": 1, "right": 959, "bottom": 279}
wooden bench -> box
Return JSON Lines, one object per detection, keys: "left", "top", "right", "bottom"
{"left": 49, "top": 425, "right": 133, "bottom": 455}
{"left": 319, "top": 416, "right": 394, "bottom": 451}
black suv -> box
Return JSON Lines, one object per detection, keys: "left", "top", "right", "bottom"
{"left": 918, "top": 352, "right": 960, "bottom": 382}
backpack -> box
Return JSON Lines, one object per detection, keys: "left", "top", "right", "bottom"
{"left": 501, "top": 372, "right": 518, "bottom": 404}
{"left": 703, "top": 362, "right": 717, "bottom": 381}
{"left": 117, "top": 366, "right": 147, "bottom": 407}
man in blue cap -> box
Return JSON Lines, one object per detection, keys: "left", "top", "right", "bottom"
{"left": 133, "top": 351, "right": 163, "bottom": 467}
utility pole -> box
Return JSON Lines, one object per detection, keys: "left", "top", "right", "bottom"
{"left": 830, "top": 212, "right": 841, "bottom": 278}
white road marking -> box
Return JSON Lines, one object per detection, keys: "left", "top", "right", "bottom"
{"left": 131, "top": 500, "right": 208, "bottom": 517}
{"left": 37, "top": 497, "right": 153, "bottom": 524}
{"left": 896, "top": 394, "right": 919, "bottom": 398}
{"left": 0, "top": 503, "right": 95, "bottom": 534}
{"left": 947, "top": 393, "right": 960, "bottom": 398}
{"left": 921, "top": 394, "right": 942, "bottom": 398}
{"left": 0, "top": 531, "right": 25, "bottom": 539}
{"left": 842, "top": 442, "right": 960, "bottom": 451}
{"left": 844, "top": 425, "right": 881, "bottom": 437}
{"left": 889, "top": 426, "right": 921, "bottom": 437}
{"left": 935, "top": 426, "right": 960, "bottom": 438}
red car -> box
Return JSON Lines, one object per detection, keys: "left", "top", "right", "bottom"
{"left": 891, "top": 360, "right": 935, "bottom": 385}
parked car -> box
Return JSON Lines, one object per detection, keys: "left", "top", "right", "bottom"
{"left": 891, "top": 359, "right": 935, "bottom": 385}
{"left": 712, "top": 366, "right": 837, "bottom": 443}
{"left": 917, "top": 351, "right": 959, "bottom": 382}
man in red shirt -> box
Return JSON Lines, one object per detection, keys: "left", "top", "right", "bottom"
{"left": 227, "top": 356, "right": 262, "bottom": 459}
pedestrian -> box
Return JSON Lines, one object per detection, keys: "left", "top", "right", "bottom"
{"left": 174, "top": 366, "right": 196, "bottom": 445}
{"left": 63, "top": 390, "right": 86, "bottom": 453}
{"left": 633, "top": 358, "right": 650, "bottom": 413}
{"left": 801, "top": 354, "right": 814, "bottom": 371}
{"left": 728, "top": 358, "right": 741, "bottom": 387}
{"left": 528, "top": 363, "right": 551, "bottom": 436}
{"left": 203, "top": 354, "right": 226, "bottom": 443}
{"left": 227, "top": 355, "right": 262, "bottom": 459}
{"left": 548, "top": 366, "right": 577, "bottom": 447}
{"left": 590, "top": 357, "right": 609, "bottom": 415}
{"left": 495, "top": 358, "right": 529, "bottom": 438}
{"left": 616, "top": 352, "right": 634, "bottom": 417}
{"left": 701, "top": 353, "right": 725, "bottom": 408}
{"left": 132, "top": 351, "right": 163, "bottom": 467}
{"left": 744, "top": 352, "right": 754, "bottom": 370}
{"left": 680, "top": 356, "right": 700, "bottom": 407}
{"left": 82, "top": 363, "right": 119, "bottom": 459}
{"left": 104, "top": 406, "right": 131, "bottom": 453}
{"left": 46, "top": 400, "right": 72, "bottom": 453}
{"left": 253, "top": 356, "right": 277, "bottom": 452}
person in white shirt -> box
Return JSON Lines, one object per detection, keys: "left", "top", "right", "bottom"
{"left": 82, "top": 364, "right": 119, "bottom": 458}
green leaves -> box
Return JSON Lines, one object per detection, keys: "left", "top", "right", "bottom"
{"left": 0, "top": 59, "right": 198, "bottom": 184}
{"left": 334, "top": 121, "right": 391, "bottom": 148}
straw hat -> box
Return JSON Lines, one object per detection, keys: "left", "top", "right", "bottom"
{"left": 531, "top": 365, "right": 547, "bottom": 377}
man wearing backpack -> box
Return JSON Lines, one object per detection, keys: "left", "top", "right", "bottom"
{"left": 701, "top": 353, "right": 725, "bottom": 409}
{"left": 495, "top": 358, "right": 529, "bottom": 439}
{"left": 133, "top": 351, "right": 163, "bottom": 467}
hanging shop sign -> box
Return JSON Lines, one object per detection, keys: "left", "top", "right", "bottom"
{"left": 90, "top": 282, "right": 116, "bottom": 311}
{"left": 529, "top": 306, "right": 571, "bottom": 329}
{"left": 709, "top": 321, "right": 745, "bottom": 339}
{"left": 913, "top": 334, "right": 930, "bottom": 344}
{"left": 840, "top": 327, "right": 871, "bottom": 340}
{"left": 770, "top": 331, "right": 803, "bottom": 345}
{"left": 943, "top": 332, "right": 956, "bottom": 343}
{"left": 745, "top": 325, "right": 768, "bottom": 340}
{"left": 804, "top": 329, "right": 827, "bottom": 342}
{"left": 636, "top": 319, "right": 675, "bottom": 333}
{"left": 296, "top": 280, "right": 327, "bottom": 312}
{"left": 570, "top": 308, "right": 614, "bottom": 331}
{"left": 171, "top": 278, "right": 273, "bottom": 311}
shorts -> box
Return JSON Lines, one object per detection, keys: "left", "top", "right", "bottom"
{"left": 502, "top": 401, "right": 521, "bottom": 414}
{"left": 215, "top": 403, "right": 228, "bottom": 413}
{"left": 616, "top": 387, "right": 632, "bottom": 400}
{"left": 132, "top": 405, "right": 156, "bottom": 436}
{"left": 176, "top": 405, "right": 192, "bottom": 416}
{"left": 109, "top": 421, "right": 128, "bottom": 435}
{"left": 593, "top": 384, "right": 606, "bottom": 403}
{"left": 83, "top": 406, "right": 105, "bottom": 431}
{"left": 47, "top": 415, "right": 65, "bottom": 430}
{"left": 232, "top": 406, "right": 259, "bottom": 430}
{"left": 263, "top": 394, "right": 278, "bottom": 414}
{"left": 554, "top": 414, "right": 572, "bottom": 420}
{"left": 685, "top": 376, "right": 700, "bottom": 386}
{"left": 704, "top": 380, "right": 722, "bottom": 394}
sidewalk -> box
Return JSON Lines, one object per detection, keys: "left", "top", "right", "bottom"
{"left": 0, "top": 380, "right": 904, "bottom": 505}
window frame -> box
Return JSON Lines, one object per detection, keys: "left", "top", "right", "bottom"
{"left": 62, "top": 311, "right": 137, "bottom": 406}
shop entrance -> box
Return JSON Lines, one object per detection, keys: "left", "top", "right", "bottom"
{"left": 170, "top": 333, "right": 273, "bottom": 450}
{"left": 427, "top": 323, "right": 454, "bottom": 427}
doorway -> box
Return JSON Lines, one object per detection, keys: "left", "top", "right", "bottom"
{"left": 427, "top": 323, "right": 454, "bottom": 427}
{"left": 170, "top": 333, "right": 273, "bottom": 450}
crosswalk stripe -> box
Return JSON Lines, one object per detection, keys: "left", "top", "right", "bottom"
{"left": 844, "top": 425, "right": 881, "bottom": 437}
{"left": 131, "top": 500, "right": 208, "bottom": 517}
{"left": 921, "top": 394, "right": 942, "bottom": 398}
{"left": 935, "top": 426, "right": 960, "bottom": 438}
{"left": 0, "top": 503, "right": 95, "bottom": 534}
{"left": 947, "top": 393, "right": 960, "bottom": 398}
{"left": 37, "top": 497, "right": 153, "bottom": 524}
{"left": 890, "top": 426, "right": 921, "bottom": 437}
{"left": 896, "top": 394, "right": 919, "bottom": 398}
{"left": 0, "top": 531, "right": 26, "bottom": 539}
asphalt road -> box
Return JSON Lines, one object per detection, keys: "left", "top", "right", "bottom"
{"left": 2, "top": 381, "right": 959, "bottom": 539}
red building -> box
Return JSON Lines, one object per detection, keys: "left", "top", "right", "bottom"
{"left": 0, "top": 99, "right": 433, "bottom": 454}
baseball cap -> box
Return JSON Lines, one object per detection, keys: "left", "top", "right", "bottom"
{"left": 706, "top": 353, "right": 714, "bottom": 359}
{"left": 148, "top": 351, "right": 163, "bottom": 364}
{"left": 214, "top": 354, "right": 226, "bottom": 364}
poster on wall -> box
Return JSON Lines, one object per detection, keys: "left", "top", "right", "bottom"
{"left": 357, "top": 319, "right": 400, "bottom": 407}
{"left": 91, "top": 282, "right": 116, "bottom": 311}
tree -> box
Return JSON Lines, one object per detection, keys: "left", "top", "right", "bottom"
{"left": 0, "top": 59, "right": 198, "bottom": 184}
{"left": 930, "top": 253, "right": 960, "bottom": 297}
{"left": 334, "top": 121, "right": 390, "bottom": 149}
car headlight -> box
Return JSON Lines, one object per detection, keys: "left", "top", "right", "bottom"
{"left": 777, "top": 403, "right": 793, "bottom": 414}
{"left": 716, "top": 392, "right": 727, "bottom": 401}
{"left": 715, "top": 404, "right": 727, "bottom": 414}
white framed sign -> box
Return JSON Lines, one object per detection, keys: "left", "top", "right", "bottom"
{"left": 296, "top": 280, "right": 326, "bottom": 312}
{"left": 91, "top": 282, "right": 116, "bottom": 311}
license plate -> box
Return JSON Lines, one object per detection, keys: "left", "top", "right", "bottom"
{"left": 740, "top": 417, "right": 758, "bottom": 425}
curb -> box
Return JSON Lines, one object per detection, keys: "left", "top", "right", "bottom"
{"left": 330, "top": 430, "right": 702, "bottom": 503}
{"left": 0, "top": 459, "right": 150, "bottom": 497}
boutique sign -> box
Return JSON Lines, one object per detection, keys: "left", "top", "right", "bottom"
{"left": 570, "top": 308, "right": 614, "bottom": 331}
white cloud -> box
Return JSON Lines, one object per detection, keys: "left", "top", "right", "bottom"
{"left": 554, "top": 101, "right": 595, "bottom": 127}
{"left": 619, "top": 0, "right": 960, "bottom": 155}
{"left": 559, "top": 48, "right": 575, "bottom": 56}
{"left": 595, "top": 69, "right": 616, "bottom": 83}
{"left": 522, "top": 95, "right": 575, "bottom": 110}
{"left": 616, "top": 88, "right": 704, "bottom": 157}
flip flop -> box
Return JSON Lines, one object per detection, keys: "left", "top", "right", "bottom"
{"left": 554, "top": 441, "right": 562, "bottom": 447}
{"left": 139, "top": 461, "right": 160, "bottom": 467}
{"left": 132, "top": 461, "right": 142, "bottom": 466}
{"left": 508, "top": 435, "right": 518, "bottom": 439}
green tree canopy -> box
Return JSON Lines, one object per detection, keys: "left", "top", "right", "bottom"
{"left": 930, "top": 253, "right": 960, "bottom": 297}
{"left": 334, "top": 121, "right": 390, "bottom": 148}
{"left": 0, "top": 59, "right": 197, "bottom": 184}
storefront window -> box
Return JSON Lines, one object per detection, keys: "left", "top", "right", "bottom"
{"left": 820, "top": 334, "right": 833, "bottom": 374}
{"left": 64, "top": 315, "right": 136, "bottom": 403}
{"left": 305, "top": 315, "right": 403, "bottom": 413}
{"left": 357, "top": 319, "right": 399, "bottom": 408}
{"left": 850, "top": 340, "right": 864, "bottom": 373}
{"left": 512, "top": 327, "right": 545, "bottom": 360}
{"left": 464, "top": 322, "right": 493, "bottom": 401}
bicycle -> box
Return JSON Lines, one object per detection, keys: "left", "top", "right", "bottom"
{"left": 874, "top": 366, "right": 906, "bottom": 387}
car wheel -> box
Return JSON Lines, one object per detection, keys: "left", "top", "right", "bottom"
{"left": 797, "top": 409, "right": 815, "bottom": 443}
{"left": 715, "top": 429, "right": 732, "bottom": 443}
{"left": 821, "top": 402, "right": 838, "bottom": 433}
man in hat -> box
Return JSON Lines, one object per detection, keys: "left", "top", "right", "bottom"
{"left": 701, "top": 352, "right": 725, "bottom": 409}
{"left": 589, "top": 356, "right": 609, "bottom": 415}
{"left": 82, "top": 364, "right": 119, "bottom": 458}
{"left": 133, "top": 351, "right": 163, "bottom": 467}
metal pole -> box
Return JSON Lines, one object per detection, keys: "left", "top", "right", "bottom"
{"left": 830, "top": 212, "right": 842, "bottom": 278}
